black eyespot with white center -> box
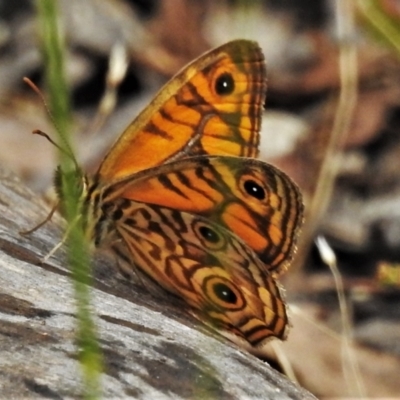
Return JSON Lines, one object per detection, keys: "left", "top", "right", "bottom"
{"left": 199, "top": 225, "right": 220, "bottom": 243}
{"left": 213, "top": 282, "right": 237, "bottom": 304}
{"left": 203, "top": 275, "right": 245, "bottom": 310}
{"left": 244, "top": 179, "right": 266, "bottom": 200}
{"left": 193, "top": 220, "right": 226, "bottom": 251}
{"left": 215, "top": 72, "right": 235, "bottom": 96}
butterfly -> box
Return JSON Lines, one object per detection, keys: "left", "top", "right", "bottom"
{"left": 52, "top": 40, "right": 303, "bottom": 349}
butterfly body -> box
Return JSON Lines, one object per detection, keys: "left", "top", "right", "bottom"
{"left": 55, "top": 40, "right": 303, "bottom": 349}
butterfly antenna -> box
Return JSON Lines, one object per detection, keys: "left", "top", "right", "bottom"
{"left": 23, "top": 77, "right": 79, "bottom": 170}
{"left": 31, "top": 129, "right": 77, "bottom": 163}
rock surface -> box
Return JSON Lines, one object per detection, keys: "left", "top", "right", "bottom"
{"left": 0, "top": 167, "right": 316, "bottom": 399}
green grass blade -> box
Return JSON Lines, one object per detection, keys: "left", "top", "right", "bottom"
{"left": 35, "top": 1, "right": 103, "bottom": 398}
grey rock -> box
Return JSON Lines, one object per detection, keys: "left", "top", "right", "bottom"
{"left": 0, "top": 167, "right": 316, "bottom": 399}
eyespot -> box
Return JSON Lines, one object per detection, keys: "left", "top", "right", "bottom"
{"left": 198, "top": 225, "right": 220, "bottom": 243}
{"left": 215, "top": 72, "right": 235, "bottom": 95}
{"left": 193, "top": 220, "right": 226, "bottom": 250}
{"left": 243, "top": 178, "right": 266, "bottom": 200}
{"left": 203, "top": 276, "right": 245, "bottom": 310}
{"left": 213, "top": 282, "right": 237, "bottom": 304}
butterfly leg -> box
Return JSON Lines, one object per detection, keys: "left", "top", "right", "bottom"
{"left": 19, "top": 201, "right": 59, "bottom": 235}
{"left": 40, "top": 237, "right": 65, "bottom": 264}
{"left": 39, "top": 215, "right": 80, "bottom": 264}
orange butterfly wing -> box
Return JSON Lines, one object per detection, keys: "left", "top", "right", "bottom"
{"left": 108, "top": 200, "right": 288, "bottom": 346}
{"left": 102, "top": 156, "right": 304, "bottom": 272}
{"left": 96, "top": 40, "right": 267, "bottom": 181}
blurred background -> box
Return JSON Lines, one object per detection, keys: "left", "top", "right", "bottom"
{"left": 0, "top": 0, "right": 399, "bottom": 397}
